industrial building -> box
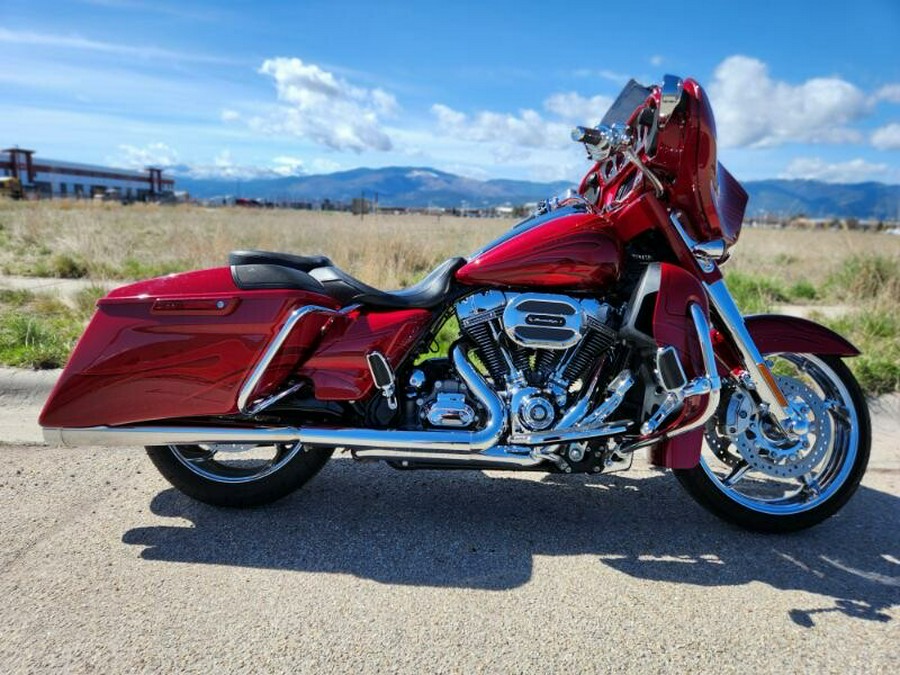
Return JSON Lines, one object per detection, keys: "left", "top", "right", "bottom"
{"left": 0, "top": 147, "right": 175, "bottom": 200}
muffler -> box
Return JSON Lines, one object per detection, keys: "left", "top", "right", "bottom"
{"left": 43, "top": 345, "right": 509, "bottom": 455}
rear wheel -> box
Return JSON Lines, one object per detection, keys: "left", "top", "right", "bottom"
{"left": 675, "top": 354, "right": 870, "bottom": 532}
{"left": 146, "top": 442, "right": 333, "bottom": 507}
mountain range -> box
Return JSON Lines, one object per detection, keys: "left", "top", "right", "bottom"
{"left": 175, "top": 166, "right": 900, "bottom": 220}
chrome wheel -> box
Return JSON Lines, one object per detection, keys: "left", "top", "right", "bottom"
{"left": 146, "top": 442, "right": 333, "bottom": 507}
{"left": 169, "top": 442, "right": 305, "bottom": 484}
{"left": 675, "top": 354, "right": 870, "bottom": 532}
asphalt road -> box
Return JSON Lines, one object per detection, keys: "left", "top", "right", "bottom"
{"left": 1, "top": 438, "right": 898, "bottom": 673}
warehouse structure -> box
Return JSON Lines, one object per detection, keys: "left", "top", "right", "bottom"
{"left": 0, "top": 147, "right": 175, "bottom": 200}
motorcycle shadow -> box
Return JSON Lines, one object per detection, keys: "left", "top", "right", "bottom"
{"left": 122, "top": 459, "right": 899, "bottom": 626}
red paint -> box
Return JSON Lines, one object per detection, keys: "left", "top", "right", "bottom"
{"left": 455, "top": 212, "right": 622, "bottom": 290}
{"left": 650, "top": 429, "right": 704, "bottom": 470}
{"left": 39, "top": 268, "right": 339, "bottom": 428}
{"left": 646, "top": 79, "right": 748, "bottom": 246}
{"left": 297, "top": 308, "right": 432, "bottom": 400}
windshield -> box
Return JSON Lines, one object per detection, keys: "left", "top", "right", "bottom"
{"left": 600, "top": 80, "right": 653, "bottom": 126}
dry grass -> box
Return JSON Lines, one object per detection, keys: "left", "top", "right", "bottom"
{"left": 1, "top": 200, "right": 898, "bottom": 391}
{"left": 0, "top": 200, "right": 512, "bottom": 288}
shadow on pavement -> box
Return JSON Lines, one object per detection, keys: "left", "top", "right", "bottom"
{"left": 122, "top": 461, "right": 899, "bottom": 627}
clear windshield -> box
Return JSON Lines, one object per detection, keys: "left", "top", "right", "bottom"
{"left": 600, "top": 80, "right": 653, "bottom": 127}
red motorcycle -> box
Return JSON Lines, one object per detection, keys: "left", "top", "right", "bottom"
{"left": 40, "top": 75, "right": 870, "bottom": 532}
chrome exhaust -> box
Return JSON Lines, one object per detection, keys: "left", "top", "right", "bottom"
{"left": 43, "top": 345, "right": 510, "bottom": 455}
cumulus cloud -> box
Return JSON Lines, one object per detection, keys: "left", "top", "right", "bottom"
{"left": 871, "top": 123, "right": 900, "bottom": 150}
{"left": 431, "top": 103, "right": 566, "bottom": 149}
{"left": 709, "top": 56, "right": 869, "bottom": 148}
{"left": 543, "top": 92, "right": 614, "bottom": 125}
{"left": 113, "top": 142, "right": 179, "bottom": 169}
{"left": 780, "top": 157, "right": 890, "bottom": 183}
{"left": 874, "top": 84, "right": 900, "bottom": 104}
{"left": 243, "top": 57, "right": 398, "bottom": 153}
{"left": 430, "top": 90, "right": 613, "bottom": 153}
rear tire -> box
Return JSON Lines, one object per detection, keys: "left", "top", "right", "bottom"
{"left": 146, "top": 443, "right": 333, "bottom": 508}
{"left": 674, "top": 354, "right": 870, "bottom": 533}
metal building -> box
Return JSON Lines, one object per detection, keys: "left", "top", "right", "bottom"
{"left": 0, "top": 147, "right": 175, "bottom": 200}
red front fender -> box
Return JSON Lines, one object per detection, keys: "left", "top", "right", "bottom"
{"left": 742, "top": 314, "right": 859, "bottom": 357}
{"left": 651, "top": 314, "right": 859, "bottom": 469}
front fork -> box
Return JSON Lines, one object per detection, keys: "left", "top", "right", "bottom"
{"left": 666, "top": 210, "right": 804, "bottom": 437}
{"left": 704, "top": 277, "right": 806, "bottom": 436}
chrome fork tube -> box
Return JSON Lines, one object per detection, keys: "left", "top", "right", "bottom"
{"left": 705, "top": 279, "right": 793, "bottom": 426}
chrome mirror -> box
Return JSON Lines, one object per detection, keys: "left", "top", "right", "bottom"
{"left": 658, "top": 74, "right": 684, "bottom": 128}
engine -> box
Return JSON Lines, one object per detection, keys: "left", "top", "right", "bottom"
{"left": 444, "top": 290, "right": 620, "bottom": 433}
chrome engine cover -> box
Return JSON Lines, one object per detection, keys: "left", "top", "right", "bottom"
{"left": 503, "top": 293, "right": 583, "bottom": 349}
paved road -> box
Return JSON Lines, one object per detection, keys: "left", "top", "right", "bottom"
{"left": 1, "top": 438, "right": 897, "bottom": 673}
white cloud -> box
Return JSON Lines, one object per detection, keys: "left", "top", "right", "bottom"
{"left": 709, "top": 56, "right": 869, "bottom": 148}
{"left": 0, "top": 27, "right": 233, "bottom": 64}
{"left": 875, "top": 84, "right": 900, "bottom": 104}
{"left": 543, "top": 92, "right": 614, "bottom": 125}
{"left": 112, "top": 142, "right": 179, "bottom": 169}
{"left": 649, "top": 55, "right": 664, "bottom": 67}
{"left": 431, "top": 103, "right": 565, "bottom": 149}
{"left": 780, "top": 157, "right": 890, "bottom": 183}
{"left": 220, "top": 109, "right": 241, "bottom": 122}
{"left": 243, "top": 57, "right": 397, "bottom": 153}
{"left": 871, "top": 123, "right": 900, "bottom": 150}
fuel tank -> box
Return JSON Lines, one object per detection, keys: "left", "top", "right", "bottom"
{"left": 455, "top": 206, "right": 622, "bottom": 290}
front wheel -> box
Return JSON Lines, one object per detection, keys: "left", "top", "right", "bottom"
{"left": 146, "top": 442, "right": 333, "bottom": 507}
{"left": 675, "top": 354, "right": 870, "bottom": 533}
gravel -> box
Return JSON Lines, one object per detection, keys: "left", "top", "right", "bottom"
{"left": 1, "top": 374, "right": 898, "bottom": 673}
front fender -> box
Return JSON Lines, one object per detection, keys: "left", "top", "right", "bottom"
{"left": 744, "top": 314, "right": 859, "bottom": 356}
{"left": 650, "top": 314, "right": 858, "bottom": 470}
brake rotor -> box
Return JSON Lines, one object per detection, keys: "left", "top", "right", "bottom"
{"left": 732, "top": 376, "right": 832, "bottom": 478}
{"left": 704, "top": 387, "right": 754, "bottom": 467}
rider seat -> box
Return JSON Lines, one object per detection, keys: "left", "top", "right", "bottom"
{"left": 309, "top": 257, "right": 465, "bottom": 309}
{"left": 228, "top": 249, "right": 464, "bottom": 309}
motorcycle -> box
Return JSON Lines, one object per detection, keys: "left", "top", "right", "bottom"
{"left": 40, "top": 75, "right": 870, "bottom": 532}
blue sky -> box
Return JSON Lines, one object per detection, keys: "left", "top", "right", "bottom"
{"left": 3, "top": 0, "right": 899, "bottom": 183}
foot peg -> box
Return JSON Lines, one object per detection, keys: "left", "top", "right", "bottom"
{"left": 366, "top": 351, "right": 397, "bottom": 410}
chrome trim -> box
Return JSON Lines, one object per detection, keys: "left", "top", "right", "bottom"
{"left": 503, "top": 293, "right": 583, "bottom": 350}
{"left": 668, "top": 212, "right": 720, "bottom": 273}
{"left": 353, "top": 446, "right": 549, "bottom": 468}
{"left": 577, "top": 370, "right": 635, "bottom": 429}
{"left": 509, "top": 423, "right": 629, "bottom": 446}
{"left": 658, "top": 74, "right": 684, "bottom": 127}
{"left": 237, "top": 304, "right": 336, "bottom": 414}
{"left": 43, "top": 425, "right": 304, "bottom": 447}
{"left": 46, "top": 345, "right": 508, "bottom": 453}
{"left": 245, "top": 382, "right": 306, "bottom": 416}
{"left": 705, "top": 278, "right": 792, "bottom": 424}
{"left": 619, "top": 303, "right": 721, "bottom": 452}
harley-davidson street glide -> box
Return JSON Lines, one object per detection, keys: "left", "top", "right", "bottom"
{"left": 40, "top": 75, "right": 870, "bottom": 532}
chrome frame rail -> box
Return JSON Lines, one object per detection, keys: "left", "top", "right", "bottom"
{"left": 237, "top": 304, "right": 337, "bottom": 414}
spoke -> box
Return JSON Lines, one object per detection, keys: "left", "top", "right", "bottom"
{"left": 824, "top": 399, "right": 850, "bottom": 424}
{"left": 722, "top": 461, "right": 752, "bottom": 488}
{"left": 800, "top": 473, "right": 822, "bottom": 498}
{"left": 183, "top": 448, "right": 216, "bottom": 462}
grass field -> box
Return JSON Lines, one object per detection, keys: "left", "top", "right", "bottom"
{"left": 1, "top": 200, "right": 898, "bottom": 393}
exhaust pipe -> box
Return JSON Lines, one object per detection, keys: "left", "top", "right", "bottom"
{"left": 43, "top": 345, "right": 509, "bottom": 454}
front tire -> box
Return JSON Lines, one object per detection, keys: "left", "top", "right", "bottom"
{"left": 675, "top": 354, "right": 870, "bottom": 533}
{"left": 146, "top": 442, "right": 333, "bottom": 507}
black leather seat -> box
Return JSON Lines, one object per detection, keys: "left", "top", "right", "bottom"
{"left": 228, "top": 250, "right": 333, "bottom": 272}
{"left": 310, "top": 257, "right": 465, "bottom": 309}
